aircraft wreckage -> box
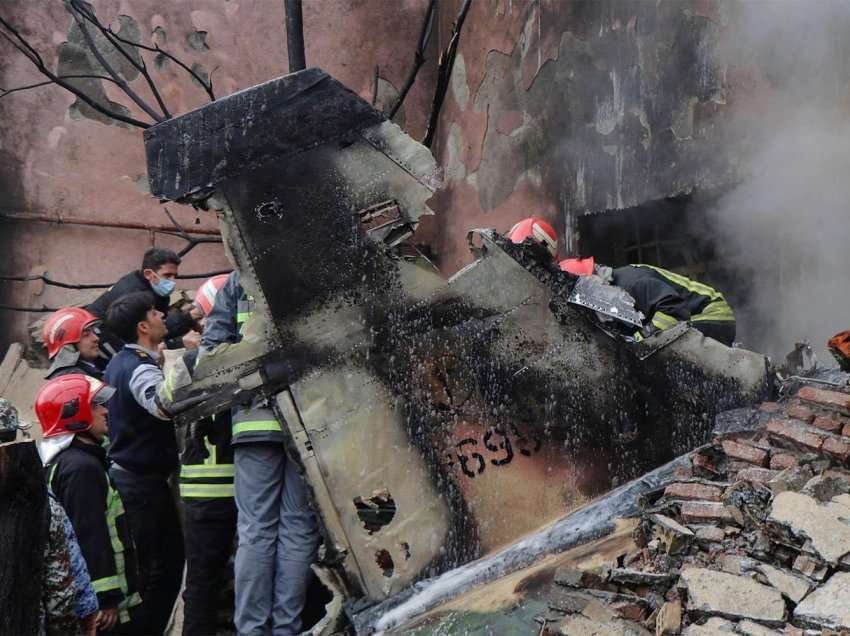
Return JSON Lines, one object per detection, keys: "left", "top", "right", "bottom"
{"left": 144, "top": 69, "right": 771, "bottom": 633}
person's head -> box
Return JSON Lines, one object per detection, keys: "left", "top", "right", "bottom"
{"left": 141, "top": 248, "right": 181, "bottom": 298}
{"left": 42, "top": 307, "right": 101, "bottom": 362}
{"left": 106, "top": 291, "right": 166, "bottom": 346}
{"left": 506, "top": 216, "right": 559, "bottom": 259}
{"left": 35, "top": 374, "right": 115, "bottom": 442}
{"left": 559, "top": 257, "right": 595, "bottom": 276}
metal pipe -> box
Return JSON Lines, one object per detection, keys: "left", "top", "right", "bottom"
{"left": 285, "top": 0, "right": 306, "bottom": 72}
{"left": 0, "top": 211, "right": 220, "bottom": 236}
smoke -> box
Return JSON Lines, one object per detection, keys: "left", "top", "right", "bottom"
{"left": 706, "top": 1, "right": 850, "bottom": 361}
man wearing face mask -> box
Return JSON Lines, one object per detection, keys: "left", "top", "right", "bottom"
{"left": 88, "top": 248, "right": 202, "bottom": 362}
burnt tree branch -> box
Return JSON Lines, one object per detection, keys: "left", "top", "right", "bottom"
{"left": 423, "top": 0, "right": 473, "bottom": 147}
{"left": 86, "top": 22, "right": 216, "bottom": 101}
{"left": 68, "top": 5, "right": 165, "bottom": 122}
{"left": 159, "top": 207, "right": 223, "bottom": 257}
{"left": 68, "top": 0, "right": 172, "bottom": 118}
{"left": 0, "top": 16, "right": 151, "bottom": 128}
{"left": 0, "top": 73, "right": 118, "bottom": 98}
{"left": 389, "top": 0, "right": 437, "bottom": 121}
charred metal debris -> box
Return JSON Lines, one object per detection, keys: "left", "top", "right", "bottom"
{"left": 140, "top": 67, "right": 775, "bottom": 633}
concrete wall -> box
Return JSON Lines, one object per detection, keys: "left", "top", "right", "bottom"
{"left": 2, "top": 0, "right": 836, "bottom": 357}
{"left": 0, "top": 0, "right": 435, "bottom": 352}
{"left": 418, "top": 0, "right": 760, "bottom": 274}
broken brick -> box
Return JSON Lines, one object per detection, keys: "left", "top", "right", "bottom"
{"left": 691, "top": 453, "right": 718, "bottom": 474}
{"left": 693, "top": 525, "right": 726, "bottom": 543}
{"left": 760, "top": 402, "right": 782, "bottom": 413}
{"left": 766, "top": 418, "right": 824, "bottom": 451}
{"left": 792, "top": 555, "right": 829, "bottom": 581}
{"left": 812, "top": 415, "right": 843, "bottom": 433}
{"left": 787, "top": 404, "right": 815, "bottom": 423}
{"left": 680, "top": 501, "right": 735, "bottom": 524}
{"left": 736, "top": 467, "right": 779, "bottom": 483}
{"left": 822, "top": 436, "right": 850, "bottom": 462}
{"left": 770, "top": 453, "right": 798, "bottom": 470}
{"left": 650, "top": 514, "right": 694, "bottom": 555}
{"left": 610, "top": 600, "right": 647, "bottom": 622}
{"left": 663, "top": 482, "right": 722, "bottom": 501}
{"left": 798, "top": 386, "right": 850, "bottom": 415}
{"left": 721, "top": 439, "right": 768, "bottom": 466}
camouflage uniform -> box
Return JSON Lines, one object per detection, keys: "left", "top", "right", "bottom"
{"left": 40, "top": 496, "right": 81, "bottom": 636}
{"left": 59, "top": 504, "right": 100, "bottom": 621}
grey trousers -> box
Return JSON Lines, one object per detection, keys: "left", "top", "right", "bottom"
{"left": 233, "top": 443, "right": 319, "bottom": 636}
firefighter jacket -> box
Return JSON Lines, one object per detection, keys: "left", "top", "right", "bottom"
{"left": 611, "top": 265, "right": 735, "bottom": 333}
{"left": 179, "top": 412, "right": 236, "bottom": 510}
{"left": 200, "top": 271, "right": 284, "bottom": 445}
{"left": 46, "top": 438, "right": 141, "bottom": 621}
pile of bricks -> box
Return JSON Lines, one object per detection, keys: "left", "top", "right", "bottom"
{"left": 538, "top": 386, "right": 850, "bottom": 635}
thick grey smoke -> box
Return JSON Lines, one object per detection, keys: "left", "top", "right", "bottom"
{"left": 707, "top": 1, "right": 850, "bottom": 361}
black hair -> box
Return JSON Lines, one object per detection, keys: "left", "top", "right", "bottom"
{"left": 106, "top": 291, "right": 157, "bottom": 343}
{"left": 141, "top": 248, "right": 181, "bottom": 272}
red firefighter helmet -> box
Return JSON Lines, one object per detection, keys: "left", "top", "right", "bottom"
{"left": 35, "top": 374, "right": 115, "bottom": 438}
{"left": 42, "top": 307, "right": 101, "bottom": 359}
{"left": 506, "top": 217, "right": 559, "bottom": 259}
{"left": 194, "top": 274, "right": 229, "bottom": 317}
{"left": 828, "top": 330, "right": 850, "bottom": 372}
{"left": 559, "top": 257, "right": 596, "bottom": 276}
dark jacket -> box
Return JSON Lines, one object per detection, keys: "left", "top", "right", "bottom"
{"left": 87, "top": 270, "right": 196, "bottom": 358}
{"left": 47, "top": 438, "right": 140, "bottom": 613}
{"left": 105, "top": 346, "right": 178, "bottom": 474}
{"left": 612, "top": 265, "right": 734, "bottom": 333}
{"left": 177, "top": 349, "right": 235, "bottom": 513}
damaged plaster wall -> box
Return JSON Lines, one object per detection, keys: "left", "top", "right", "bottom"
{"left": 416, "top": 1, "right": 761, "bottom": 274}
{"left": 0, "top": 0, "right": 435, "bottom": 353}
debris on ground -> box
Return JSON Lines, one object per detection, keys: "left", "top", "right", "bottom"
{"left": 532, "top": 385, "right": 850, "bottom": 635}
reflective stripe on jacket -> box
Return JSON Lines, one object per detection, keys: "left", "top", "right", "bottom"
{"left": 231, "top": 404, "right": 283, "bottom": 445}
{"left": 47, "top": 442, "right": 141, "bottom": 621}
{"left": 179, "top": 414, "right": 235, "bottom": 500}
{"left": 612, "top": 264, "right": 735, "bottom": 335}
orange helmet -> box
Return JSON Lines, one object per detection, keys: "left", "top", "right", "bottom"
{"left": 194, "top": 274, "right": 229, "bottom": 317}
{"left": 559, "top": 257, "right": 595, "bottom": 276}
{"left": 34, "top": 374, "right": 115, "bottom": 438}
{"left": 506, "top": 217, "right": 558, "bottom": 259}
{"left": 42, "top": 307, "right": 101, "bottom": 359}
{"left": 828, "top": 331, "right": 850, "bottom": 371}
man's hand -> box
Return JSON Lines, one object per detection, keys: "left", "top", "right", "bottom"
{"left": 182, "top": 330, "right": 201, "bottom": 350}
{"left": 79, "top": 612, "right": 97, "bottom": 636}
{"left": 96, "top": 608, "right": 119, "bottom": 631}
{"left": 190, "top": 306, "right": 204, "bottom": 321}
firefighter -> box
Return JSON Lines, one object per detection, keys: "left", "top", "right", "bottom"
{"left": 177, "top": 274, "right": 237, "bottom": 636}
{"left": 87, "top": 248, "right": 202, "bottom": 363}
{"left": 200, "top": 271, "right": 319, "bottom": 636}
{"left": 103, "top": 291, "right": 184, "bottom": 636}
{"left": 43, "top": 307, "right": 103, "bottom": 380}
{"left": 560, "top": 257, "right": 736, "bottom": 346}
{"left": 36, "top": 374, "right": 142, "bottom": 633}
{"left": 506, "top": 216, "right": 559, "bottom": 259}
